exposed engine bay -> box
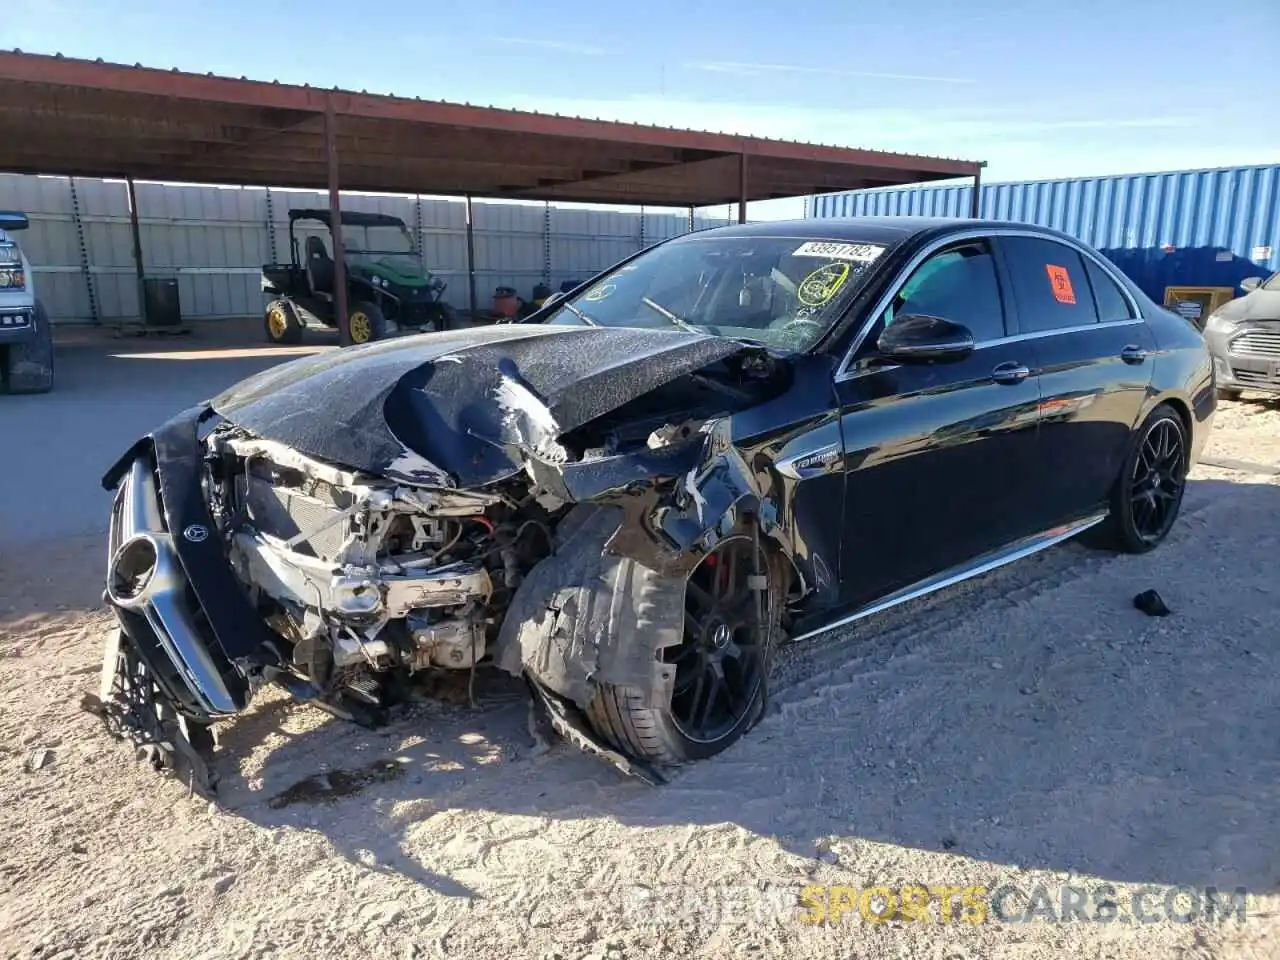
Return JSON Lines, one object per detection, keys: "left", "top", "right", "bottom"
{"left": 200, "top": 347, "right": 787, "bottom": 715}
{"left": 92, "top": 320, "right": 817, "bottom": 792}
{"left": 209, "top": 430, "right": 544, "bottom": 697}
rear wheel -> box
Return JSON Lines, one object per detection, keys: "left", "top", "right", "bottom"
{"left": 3, "top": 300, "right": 54, "bottom": 394}
{"left": 348, "top": 301, "right": 388, "bottom": 345}
{"left": 264, "top": 299, "right": 304, "bottom": 344}
{"left": 586, "top": 528, "right": 783, "bottom": 765}
{"left": 1095, "top": 403, "right": 1189, "bottom": 553}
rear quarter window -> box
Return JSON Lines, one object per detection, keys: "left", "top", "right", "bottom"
{"left": 1083, "top": 257, "right": 1134, "bottom": 322}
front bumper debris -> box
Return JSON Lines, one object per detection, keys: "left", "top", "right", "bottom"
{"left": 81, "top": 628, "right": 219, "bottom": 795}
{"left": 94, "top": 408, "right": 287, "bottom": 787}
{"left": 105, "top": 454, "right": 240, "bottom": 716}
{"left": 95, "top": 407, "right": 670, "bottom": 789}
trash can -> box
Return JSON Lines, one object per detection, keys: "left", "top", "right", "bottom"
{"left": 143, "top": 277, "right": 181, "bottom": 328}
{"left": 492, "top": 286, "right": 519, "bottom": 319}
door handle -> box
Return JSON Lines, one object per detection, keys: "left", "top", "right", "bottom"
{"left": 1120, "top": 344, "right": 1148, "bottom": 364}
{"left": 991, "top": 361, "right": 1031, "bottom": 385}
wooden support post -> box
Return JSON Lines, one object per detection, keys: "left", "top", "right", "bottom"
{"left": 125, "top": 176, "right": 146, "bottom": 324}
{"left": 325, "top": 102, "right": 350, "bottom": 346}
{"left": 465, "top": 194, "right": 478, "bottom": 320}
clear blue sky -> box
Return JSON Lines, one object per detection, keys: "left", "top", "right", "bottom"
{"left": 9, "top": 0, "right": 1279, "bottom": 218}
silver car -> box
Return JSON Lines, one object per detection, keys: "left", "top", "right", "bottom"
{"left": 1204, "top": 272, "right": 1280, "bottom": 399}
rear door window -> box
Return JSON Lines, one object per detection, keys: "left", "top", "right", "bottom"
{"left": 1000, "top": 237, "right": 1100, "bottom": 333}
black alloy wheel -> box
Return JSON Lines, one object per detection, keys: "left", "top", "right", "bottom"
{"left": 665, "top": 534, "right": 770, "bottom": 744}
{"left": 1094, "top": 403, "right": 1190, "bottom": 554}
{"left": 1128, "top": 414, "right": 1188, "bottom": 545}
{"left": 582, "top": 515, "right": 782, "bottom": 767}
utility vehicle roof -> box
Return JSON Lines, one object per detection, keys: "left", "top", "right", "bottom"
{"left": 289, "top": 209, "right": 407, "bottom": 228}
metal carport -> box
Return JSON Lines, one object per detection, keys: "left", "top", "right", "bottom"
{"left": 0, "top": 50, "right": 984, "bottom": 343}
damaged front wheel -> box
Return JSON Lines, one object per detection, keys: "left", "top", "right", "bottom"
{"left": 586, "top": 528, "right": 782, "bottom": 765}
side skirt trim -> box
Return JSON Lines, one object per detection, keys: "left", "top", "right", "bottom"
{"left": 789, "top": 512, "right": 1108, "bottom": 644}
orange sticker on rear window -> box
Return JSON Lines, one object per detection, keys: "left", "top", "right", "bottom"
{"left": 1045, "top": 264, "right": 1077, "bottom": 305}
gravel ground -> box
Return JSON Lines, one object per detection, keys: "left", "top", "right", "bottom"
{"left": 1, "top": 372, "right": 1277, "bottom": 959}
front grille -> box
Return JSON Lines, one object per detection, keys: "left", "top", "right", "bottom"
{"left": 0, "top": 310, "right": 30, "bottom": 327}
{"left": 1232, "top": 368, "right": 1280, "bottom": 388}
{"left": 1230, "top": 331, "right": 1280, "bottom": 359}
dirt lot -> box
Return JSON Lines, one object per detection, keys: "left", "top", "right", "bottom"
{"left": 1, "top": 335, "right": 1277, "bottom": 960}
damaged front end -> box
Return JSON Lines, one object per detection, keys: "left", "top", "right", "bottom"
{"left": 93, "top": 326, "right": 799, "bottom": 787}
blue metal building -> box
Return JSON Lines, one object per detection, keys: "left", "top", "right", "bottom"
{"left": 807, "top": 164, "right": 1280, "bottom": 302}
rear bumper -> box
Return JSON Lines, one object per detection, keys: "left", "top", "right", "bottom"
{"left": 103, "top": 407, "right": 279, "bottom": 719}
{"left": 0, "top": 307, "right": 34, "bottom": 343}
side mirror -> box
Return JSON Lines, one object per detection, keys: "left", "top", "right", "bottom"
{"left": 0, "top": 211, "right": 29, "bottom": 232}
{"left": 876, "top": 314, "right": 975, "bottom": 363}
{"left": 1239, "top": 276, "right": 1262, "bottom": 293}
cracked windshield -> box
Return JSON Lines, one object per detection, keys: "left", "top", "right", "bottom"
{"left": 545, "top": 236, "right": 887, "bottom": 351}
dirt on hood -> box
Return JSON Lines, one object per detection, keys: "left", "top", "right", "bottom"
{"left": 209, "top": 323, "right": 751, "bottom": 488}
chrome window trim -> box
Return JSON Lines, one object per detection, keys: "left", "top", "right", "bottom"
{"left": 972, "top": 317, "right": 1145, "bottom": 350}
{"left": 834, "top": 226, "right": 1142, "bottom": 383}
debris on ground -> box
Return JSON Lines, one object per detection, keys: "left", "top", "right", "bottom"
{"left": 1133, "top": 589, "right": 1172, "bottom": 617}
{"left": 24, "top": 748, "right": 52, "bottom": 772}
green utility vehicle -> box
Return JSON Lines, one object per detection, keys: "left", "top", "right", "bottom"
{"left": 261, "top": 209, "right": 455, "bottom": 344}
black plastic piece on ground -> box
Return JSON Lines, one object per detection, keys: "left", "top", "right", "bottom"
{"left": 527, "top": 678, "right": 667, "bottom": 785}
{"left": 1133, "top": 589, "right": 1172, "bottom": 617}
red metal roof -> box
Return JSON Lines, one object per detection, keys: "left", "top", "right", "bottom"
{"left": 0, "top": 50, "right": 982, "bottom": 206}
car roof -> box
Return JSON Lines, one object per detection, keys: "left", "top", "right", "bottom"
{"left": 686, "top": 216, "right": 1067, "bottom": 246}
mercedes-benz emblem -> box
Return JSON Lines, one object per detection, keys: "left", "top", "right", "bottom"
{"left": 182, "top": 524, "right": 209, "bottom": 543}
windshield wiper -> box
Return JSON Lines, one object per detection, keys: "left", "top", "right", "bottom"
{"left": 641, "top": 296, "right": 700, "bottom": 334}
{"left": 557, "top": 300, "right": 597, "bottom": 326}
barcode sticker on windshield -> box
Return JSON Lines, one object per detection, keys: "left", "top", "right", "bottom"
{"left": 792, "top": 241, "right": 885, "bottom": 263}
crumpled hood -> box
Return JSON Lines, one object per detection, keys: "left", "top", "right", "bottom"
{"left": 211, "top": 323, "right": 748, "bottom": 488}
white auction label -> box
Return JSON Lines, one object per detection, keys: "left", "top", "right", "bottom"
{"left": 792, "top": 241, "right": 885, "bottom": 262}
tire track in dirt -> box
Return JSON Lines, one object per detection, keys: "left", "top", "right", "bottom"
{"left": 771, "top": 478, "right": 1227, "bottom": 700}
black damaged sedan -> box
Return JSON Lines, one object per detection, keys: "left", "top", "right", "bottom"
{"left": 96, "top": 218, "right": 1215, "bottom": 787}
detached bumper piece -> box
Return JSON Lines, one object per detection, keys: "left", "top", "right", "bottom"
{"left": 95, "top": 408, "right": 280, "bottom": 792}
{"left": 82, "top": 629, "right": 218, "bottom": 796}
{"left": 104, "top": 454, "right": 241, "bottom": 717}
{"left": 527, "top": 679, "right": 667, "bottom": 786}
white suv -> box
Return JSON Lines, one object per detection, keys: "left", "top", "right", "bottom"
{"left": 0, "top": 211, "right": 53, "bottom": 394}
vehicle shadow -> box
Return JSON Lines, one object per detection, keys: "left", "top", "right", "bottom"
{"left": 210, "top": 476, "right": 1280, "bottom": 900}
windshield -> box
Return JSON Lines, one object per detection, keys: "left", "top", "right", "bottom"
{"left": 342, "top": 224, "right": 423, "bottom": 274}
{"left": 345, "top": 224, "right": 414, "bottom": 254}
{"left": 1262, "top": 272, "right": 1280, "bottom": 291}
{"left": 543, "top": 235, "right": 888, "bottom": 351}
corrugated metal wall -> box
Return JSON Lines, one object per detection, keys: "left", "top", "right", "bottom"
{"left": 809, "top": 164, "right": 1280, "bottom": 300}
{"left": 0, "top": 173, "right": 732, "bottom": 323}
